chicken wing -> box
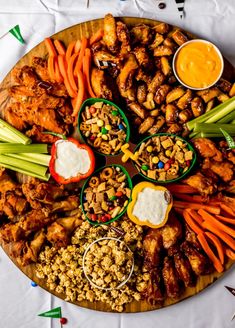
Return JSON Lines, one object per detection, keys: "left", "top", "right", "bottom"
{"left": 0, "top": 223, "right": 24, "bottom": 242}
{"left": 91, "top": 67, "right": 114, "bottom": 100}
{"left": 181, "top": 241, "right": 212, "bottom": 276}
{"left": 168, "top": 246, "right": 195, "bottom": 287}
{"left": 193, "top": 138, "right": 223, "bottom": 162}
{"left": 103, "top": 13, "right": 118, "bottom": 53}
{"left": 203, "top": 159, "right": 233, "bottom": 182}
{"left": 0, "top": 168, "right": 17, "bottom": 193}
{"left": 184, "top": 172, "right": 217, "bottom": 195}
{"left": 185, "top": 224, "right": 201, "bottom": 250}
{"left": 47, "top": 222, "right": 69, "bottom": 248}
{"left": 117, "top": 54, "right": 139, "bottom": 94}
{"left": 0, "top": 191, "right": 28, "bottom": 219}
{"left": 25, "top": 125, "right": 60, "bottom": 144}
{"left": 143, "top": 269, "right": 164, "bottom": 305}
{"left": 130, "top": 24, "right": 153, "bottom": 45}
{"left": 116, "top": 21, "right": 130, "bottom": 55}
{"left": 143, "top": 228, "right": 163, "bottom": 269}
{"left": 51, "top": 195, "right": 79, "bottom": 213}
{"left": 162, "top": 256, "right": 181, "bottom": 299}
{"left": 31, "top": 56, "right": 50, "bottom": 81}
{"left": 160, "top": 213, "right": 182, "bottom": 249}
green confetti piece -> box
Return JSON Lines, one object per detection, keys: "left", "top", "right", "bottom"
{"left": 38, "top": 307, "right": 62, "bottom": 318}
{"left": 220, "top": 128, "right": 235, "bottom": 149}
{"left": 9, "top": 25, "right": 25, "bottom": 44}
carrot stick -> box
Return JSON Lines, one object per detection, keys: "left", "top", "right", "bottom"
{"left": 167, "top": 184, "right": 198, "bottom": 194}
{"left": 72, "top": 69, "right": 85, "bottom": 117}
{"left": 197, "top": 233, "right": 224, "bottom": 273}
{"left": 58, "top": 55, "right": 68, "bottom": 78}
{"left": 174, "top": 201, "right": 220, "bottom": 215}
{"left": 188, "top": 209, "right": 203, "bottom": 225}
{"left": 66, "top": 40, "right": 76, "bottom": 63}
{"left": 54, "top": 59, "right": 63, "bottom": 83}
{"left": 202, "top": 221, "right": 235, "bottom": 251}
{"left": 74, "top": 37, "right": 88, "bottom": 74}
{"left": 173, "top": 194, "right": 205, "bottom": 203}
{"left": 225, "top": 248, "right": 235, "bottom": 260}
{"left": 47, "top": 56, "right": 55, "bottom": 80}
{"left": 220, "top": 203, "right": 235, "bottom": 217}
{"left": 44, "top": 37, "right": 57, "bottom": 57}
{"left": 74, "top": 40, "right": 81, "bottom": 53}
{"left": 90, "top": 28, "right": 104, "bottom": 45}
{"left": 67, "top": 53, "right": 78, "bottom": 91}
{"left": 54, "top": 39, "right": 66, "bottom": 55}
{"left": 216, "top": 215, "right": 235, "bottom": 225}
{"left": 83, "top": 48, "right": 96, "bottom": 97}
{"left": 182, "top": 210, "right": 204, "bottom": 235}
{"left": 205, "top": 231, "right": 224, "bottom": 265}
{"left": 57, "top": 55, "right": 76, "bottom": 98}
{"left": 198, "top": 209, "right": 235, "bottom": 238}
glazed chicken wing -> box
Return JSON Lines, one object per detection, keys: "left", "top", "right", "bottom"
{"left": 143, "top": 269, "right": 164, "bottom": 305}
{"left": 193, "top": 138, "right": 223, "bottom": 162}
{"left": 185, "top": 224, "right": 201, "bottom": 250}
{"left": 184, "top": 172, "right": 217, "bottom": 196}
{"left": 0, "top": 223, "right": 24, "bottom": 242}
{"left": 162, "top": 256, "right": 181, "bottom": 299}
{"left": 181, "top": 241, "right": 212, "bottom": 276}
{"left": 203, "top": 159, "right": 234, "bottom": 182}
{"left": 143, "top": 229, "right": 163, "bottom": 269}
{"left": 0, "top": 168, "right": 17, "bottom": 193}
{"left": 103, "top": 13, "right": 118, "bottom": 53}
{"left": 160, "top": 213, "right": 182, "bottom": 249}
{"left": 168, "top": 246, "right": 195, "bottom": 287}
{"left": 91, "top": 67, "right": 115, "bottom": 100}
{"left": 117, "top": 54, "right": 139, "bottom": 94}
{"left": 0, "top": 191, "right": 27, "bottom": 219}
{"left": 31, "top": 56, "right": 50, "bottom": 81}
{"left": 131, "top": 24, "right": 153, "bottom": 45}
{"left": 116, "top": 21, "right": 131, "bottom": 55}
{"left": 25, "top": 125, "right": 60, "bottom": 144}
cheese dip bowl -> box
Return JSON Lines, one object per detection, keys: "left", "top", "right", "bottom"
{"left": 173, "top": 39, "right": 224, "bottom": 90}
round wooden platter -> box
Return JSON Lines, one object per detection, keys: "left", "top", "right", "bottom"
{"left": 0, "top": 16, "right": 235, "bottom": 313}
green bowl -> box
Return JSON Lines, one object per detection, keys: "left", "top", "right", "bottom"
{"left": 81, "top": 164, "right": 133, "bottom": 226}
{"left": 134, "top": 133, "right": 197, "bottom": 184}
{"left": 78, "top": 98, "right": 130, "bottom": 156}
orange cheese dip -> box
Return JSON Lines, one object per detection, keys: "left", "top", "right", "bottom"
{"left": 175, "top": 41, "right": 222, "bottom": 89}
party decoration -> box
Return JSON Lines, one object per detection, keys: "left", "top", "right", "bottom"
{"left": 175, "top": 0, "right": 185, "bottom": 19}
{"left": 9, "top": 25, "right": 25, "bottom": 44}
{"left": 31, "top": 281, "right": 37, "bottom": 287}
{"left": 38, "top": 307, "right": 62, "bottom": 318}
{"left": 225, "top": 286, "right": 235, "bottom": 320}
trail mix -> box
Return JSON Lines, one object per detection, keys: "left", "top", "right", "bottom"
{"left": 80, "top": 101, "right": 127, "bottom": 155}
{"left": 134, "top": 135, "right": 194, "bottom": 181}
{"left": 83, "top": 238, "right": 134, "bottom": 290}
{"left": 83, "top": 166, "right": 131, "bottom": 223}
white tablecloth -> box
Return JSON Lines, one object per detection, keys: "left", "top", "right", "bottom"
{"left": 0, "top": 1, "right": 235, "bottom": 327}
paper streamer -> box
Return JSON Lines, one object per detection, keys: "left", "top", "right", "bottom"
{"left": 175, "top": 0, "right": 185, "bottom": 19}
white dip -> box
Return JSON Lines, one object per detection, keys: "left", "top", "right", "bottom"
{"left": 55, "top": 140, "right": 91, "bottom": 179}
{"left": 132, "top": 187, "right": 168, "bottom": 225}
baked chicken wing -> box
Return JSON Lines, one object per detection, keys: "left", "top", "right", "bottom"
{"left": 162, "top": 256, "right": 181, "bottom": 299}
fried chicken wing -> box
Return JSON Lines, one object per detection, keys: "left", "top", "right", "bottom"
{"left": 116, "top": 21, "right": 130, "bottom": 55}
{"left": 25, "top": 125, "right": 60, "bottom": 143}
{"left": 0, "top": 168, "right": 17, "bottom": 193}
{"left": 143, "top": 229, "right": 163, "bottom": 269}
{"left": 0, "top": 223, "right": 24, "bottom": 242}
{"left": 168, "top": 246, "right": 195, "bottom": 287}
{"left": 31, "top": 57, "right": 50, "bottom": 81}
{"left": 22, "top": 179, "right": 66, "bottom": 209}
{"left": 51, "top": 195, "right": 79, "bottom": 213}
{"left": 193, "top": 138, "right": 223, "bottom": 162}
{"left": 103, "top": 13, "right": 118, "bottom": 53}
{"left": 133, "top": 46, "right": 150, "bottom": 68}
{"left": 47, "top": 222, "right": 69, "bottom": 248}
{"left": 131, "top": 24, "right": 153, "bottom": 45}
{"left": 184, "top": 173, "right": 217, "bottom": 195}
{"left": 19, "top": 209, "right": 53, "bottom": 233}
{"left": 0, "top": 191, "right": 27, "bottom": 219}
{"left": 117, "top": 54, "right": 139, "bottom": 94}
{"left": 160, "top": 213, "right": 182, "bottom": 249}
{"left": 185, "top": 224, "right": 201, "bottom": 250}
{"left": 162, "top": 256, "right": 181, "bottom": 299}
{"left": 91, "top": 67, "right": 114, "bottom": 100}
{"left": 203, "top": 159, "right": 233, "bottom": 182}
{"left": 4, "top": 108, "right": 27, "bottom": 131}
{"left": 181, "top": 241, "right": 212, "bottom": 275}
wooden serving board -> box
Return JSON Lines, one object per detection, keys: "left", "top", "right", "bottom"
{"left": 0, "top": 17, "right": 235, "bottom": 313}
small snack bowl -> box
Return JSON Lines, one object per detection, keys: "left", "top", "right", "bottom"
{"left": 172, "top": 39, "right": 224, "bottom": 90}
{"left": 78, "top": 98, "right": 130, "bottom": 156}
{"left": 82, "top": 237, "right": 134, "bottom": 291}
{"left": 81, "top": 164, "right": 133, "bottom": 225}
{"left": 133, "top": 133, "right": 196, "bottom": 183}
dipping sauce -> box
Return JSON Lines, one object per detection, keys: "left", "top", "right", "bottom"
{"left": 174, "top": 40, "right": 223, "bottom": 89}
{"left": 132, "top": 187, "right": 169, "bottom": 226}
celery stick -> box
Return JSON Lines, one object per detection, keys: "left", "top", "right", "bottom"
{"left": 200, "top": 132, "right": 235, "bottom": 138}
{"left": 232, "top": 119, "right": 235, "bottom": 124}
{"left": 0, "top": 118, "right": 31, "bottom": 144}
{"left": 0, "top": 154, "right": 47, "bottom": 176}
{"left": 217, "top": 110, "right": 235, "bottom": 123}
{"left": 186, "top": 97, "right": 235, "bottom": 131}
{"left": 194, "top": 123, "right": 235, "bottom": 134}
{"left": 7, "top": 153, "right": 51, "bottom": 166}
{"left": 0, "top": 163, "right": 50, "bottom": 181}
{"left": 205, "top": 101, "right": 235, "bottom": 123}
{"left": 0, "top": 129, "right": 20, "bottom": 143}
{"left": 0, "top": 143, "right": 48, "bottom": 154}
{"left": 189, "top": 131, "right": 199, "bottom": 139}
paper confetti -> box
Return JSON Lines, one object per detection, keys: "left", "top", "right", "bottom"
{"left": 38, "top": 307, "right": 62, "bottom": 318}
{"left": 175, "top": 0, "right": 185, "bottom": 19}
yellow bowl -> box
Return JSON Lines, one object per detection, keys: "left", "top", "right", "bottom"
{"left": 172, "top": 39, "right": 224, "bottom": 91}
